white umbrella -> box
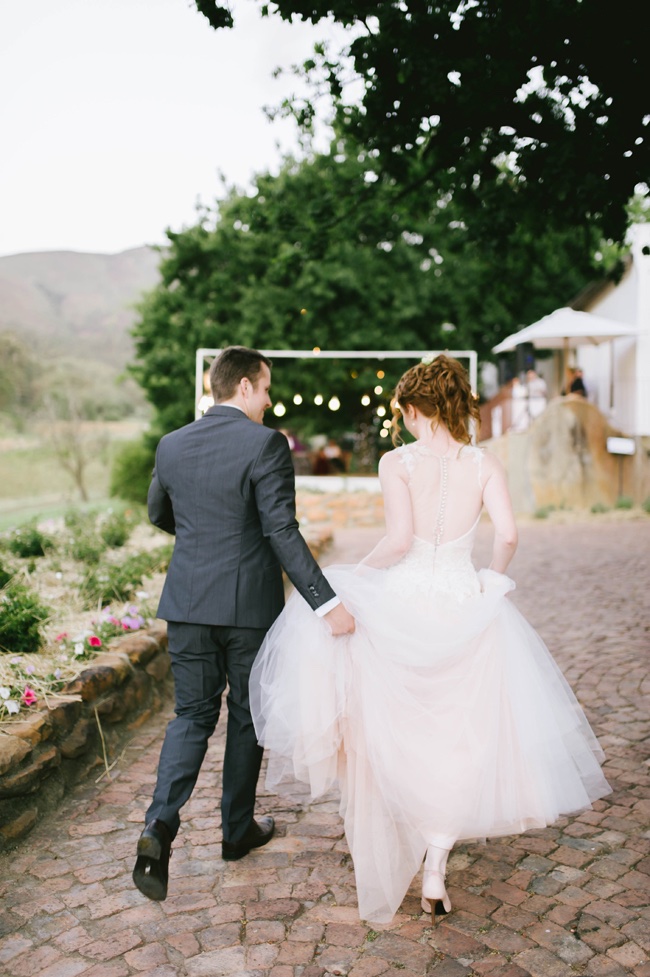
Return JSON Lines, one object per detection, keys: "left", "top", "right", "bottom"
{"left": 492, "top": 307, "right": 636, "bottom": 353}
{"left": 493, "top": 306, "right": 637, "bottom": 412}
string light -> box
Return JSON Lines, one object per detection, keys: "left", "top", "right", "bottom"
{"left": 328, "top": 396, "right": 341, "bottom": 411}
{"left": 377, "top": 405, "right": 386, "bottom": 417}
{"left": 273, "top": 402, "right": 286, "bottom": 417}
{"left": 197, "top": 395, "right": 214, "bottom": 414}
{"left": 374, "top": 385, "right": 383, "bottom": 394}
{"left": 382, "top": 419, "right": 392, "bottom": 429}
{"left": 314, "top": 394, "right": 324, "bottom": 405}
{"left": 379, "top": 429, "right": 389, "bottom": 438}
{"left": 313, "top": 346, "right": 321, "bottom": 354}
{"left": 376, "top": 370, "right": 385, "bottom": 378}
{"left": 361, "top": 395, "right": 371, "bottom": 406}
{"left": 293, "top": 393, "right": 303, "bottom": 405}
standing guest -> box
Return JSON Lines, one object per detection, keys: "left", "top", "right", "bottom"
{"left": 132, "top": 346, "right": 354, "bottom": 901}
{"left": 510, "top": 376, "right": 529, "bottom": 431}
{"left": 324, "top": 437, "right": 346, "bottom": 473}
{"left": 312, "top": 445, "right": 331, "bottom": 475}
{"left": 569, "top": 367, "right": 588, "bottom": 397}
{"left": 525, "top": 368, "right": 548, "bottom": 420}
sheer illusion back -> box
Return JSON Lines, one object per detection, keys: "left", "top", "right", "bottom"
{"left": 397, "top": 441, "right": 484, "bottom": 546}
{"left": 389, "top": 442, "right": 486, "bottom": 602}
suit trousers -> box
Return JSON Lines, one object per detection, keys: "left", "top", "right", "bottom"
{"left": 146, "top": 621, "right": 267, "bottom": 843}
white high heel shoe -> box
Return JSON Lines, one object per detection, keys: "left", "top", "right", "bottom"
{"left": 421, "top": 845, "right": 452, "bottom": 917}
{"left": 421, "top": 868, "right": 452, "bottom": 916}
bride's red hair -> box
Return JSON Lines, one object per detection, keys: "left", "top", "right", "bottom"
{"left": 391, "top": 354, "right": 480, "bottom": 446}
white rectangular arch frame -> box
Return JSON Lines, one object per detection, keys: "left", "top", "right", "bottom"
{"left": 195, "top": 348, "right": 478, "bottom": 419}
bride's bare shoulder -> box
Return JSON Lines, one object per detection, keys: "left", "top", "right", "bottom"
{"left": 378, "top": 444, "right": 411, "bottom": 474}
{"left": 478, "top": 448, "right": 507, "bottom": 479}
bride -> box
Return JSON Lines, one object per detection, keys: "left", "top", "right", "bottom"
{"left": 250, "top": 354, "right": 611, "bottom": 924}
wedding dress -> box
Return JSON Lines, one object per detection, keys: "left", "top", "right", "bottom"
{"left": 250, "top": 442, "right": 611, "bottom": 923}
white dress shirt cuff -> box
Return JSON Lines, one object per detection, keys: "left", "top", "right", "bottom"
{"left": 314, "top": 596, "right": 341, "bottom": 617}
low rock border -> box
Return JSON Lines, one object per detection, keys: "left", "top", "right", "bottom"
{"left": 0, "top": 627, "right": 172, "bottom": 850}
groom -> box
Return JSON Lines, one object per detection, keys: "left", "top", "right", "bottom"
{"left": 133, "top": 345, "right": 354, "bottom": 900}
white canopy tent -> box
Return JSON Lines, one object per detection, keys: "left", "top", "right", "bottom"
{"left": 492, "top": 307, "right": 636, "bottom": 354}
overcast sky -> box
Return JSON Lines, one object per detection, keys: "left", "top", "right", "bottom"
{"left": 0, "top": 0, "right": 351, "bottom": 257}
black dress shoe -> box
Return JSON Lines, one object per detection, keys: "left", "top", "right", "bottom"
{"left": 132, "top": 819, "right": 173, "bottom": 900}
{"left": 222, "top": 816, "right": 275, "bottom": 861}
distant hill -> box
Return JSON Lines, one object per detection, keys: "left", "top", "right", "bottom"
{"left": 0, "top": 246, "right": 161, "bottom": 369}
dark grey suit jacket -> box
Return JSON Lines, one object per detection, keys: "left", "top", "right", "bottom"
{"left": 148, "top": 405, "right": 336, "bottom": 628}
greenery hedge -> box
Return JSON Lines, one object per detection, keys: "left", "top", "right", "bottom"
{"left": 109, "top": 438, "right": 156, "bottom": 506}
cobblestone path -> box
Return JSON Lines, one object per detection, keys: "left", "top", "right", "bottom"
{"left": 0, "top": 519, "right": 648, "bottom": 977}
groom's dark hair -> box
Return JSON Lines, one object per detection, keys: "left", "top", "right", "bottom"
{"left": 210, "top": 346, "right": 272, "bottom": 401}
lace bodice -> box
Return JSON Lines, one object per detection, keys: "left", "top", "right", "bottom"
{"left": 386, "top": 441, "right": 485, "bottom": 601}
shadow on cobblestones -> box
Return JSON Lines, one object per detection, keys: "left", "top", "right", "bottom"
{"left": 0, "top": 520, "right": 648, "bottom": 977}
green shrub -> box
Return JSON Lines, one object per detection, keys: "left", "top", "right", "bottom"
{"left": 80, "top": 545, "right": 173, "bottom": 607}
{"left": 99, "top": 508, "right": 132, "bottom": 548}
{"left": 590, "top": 501, "right": 609, "bottom": 514}
{"left": 5, "top": 522, "right": 55, "bottom": 558}
{"left": 63, "top": 507, "right": 135, "bottom": 562}
{"left": 110, "top": 439, "right": 156, "bottom": 506}
{"left": 0, "top": 559, "right": 15, "bottom": 589}
{"left": 615, "top": 495, "right": 634, "bottom": 510}
{"left": 642, "top": 496, "right": 650, "bottom": 514}
{"left": 62, "top": 509, "right": 105, "bottom": 564}
{"left": 63, "top": 508, "right": 94, "bottom": 532}
{"left": 0, "top": 580, "right": 49, "bottom": 654}
{"left": 534, "top": 505, "right": 556, "bottom": 519}
{"left": 68, "top": 533, "right": 105, "bottom": 565}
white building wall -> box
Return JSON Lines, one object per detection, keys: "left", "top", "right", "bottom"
{"left": 578, "top": 223, "right": 650, "bottom": 436}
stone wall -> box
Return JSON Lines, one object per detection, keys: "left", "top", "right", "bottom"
{"left": 486, "top": 398, "right": 650, "bottom": 513}
{"left": 0, "top": 629, "right": 172, "bottom": 851}
{"left": 297, "top": 488, "right": 384, "bottom": 529}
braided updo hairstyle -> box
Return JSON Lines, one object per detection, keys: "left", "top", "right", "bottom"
{"left": 391, "top": 354, "right": 480, "bottom": 446}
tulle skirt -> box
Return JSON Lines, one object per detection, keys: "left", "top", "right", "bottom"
{"left": 250, "top": 564, "right": 611, "bottom": 923}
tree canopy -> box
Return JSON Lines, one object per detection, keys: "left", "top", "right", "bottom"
{"left": 194, "top": 0, "right": 648, "bottom": 244}
{"left": 132, "top": 139, "right": 603, "bottom": 437}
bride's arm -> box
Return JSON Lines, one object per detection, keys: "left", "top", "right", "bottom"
{"left": 482, "top": 454, "right": 518, "bottom": 574}
{"left": 359, "top": 451, "right": 414, "bottom": 569}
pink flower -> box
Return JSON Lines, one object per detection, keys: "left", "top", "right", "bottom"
{"left": 88, "top": 635, "right": 102, "bottom": 648}
{"left": 121, "top": 614, "right": 144, "bottom": 631}
{"left": 21, "top": 686, "right": 37, "bottom": 707}
{"left": 55, "top": 632, "right": 68, "bottom": 642}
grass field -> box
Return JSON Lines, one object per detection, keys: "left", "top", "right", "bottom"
{"left": 0, "top": 420, "right": 147, "bottom": 530}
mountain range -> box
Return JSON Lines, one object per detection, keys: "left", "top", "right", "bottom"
{"left": 0, "top": 246, "right": 161, "bottom": 369}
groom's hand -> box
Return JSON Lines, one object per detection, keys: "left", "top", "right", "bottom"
{"left": 324, "top": 602, "right": 355, "bottom": 636}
